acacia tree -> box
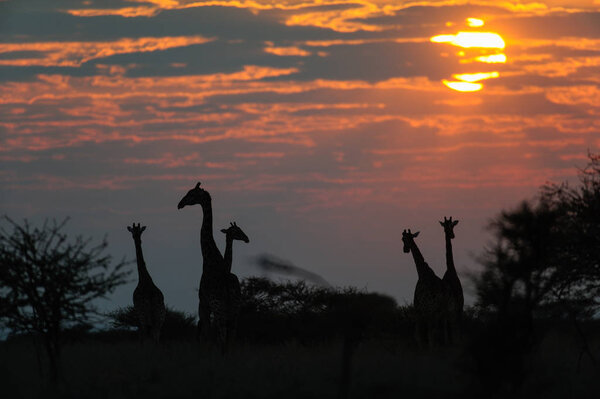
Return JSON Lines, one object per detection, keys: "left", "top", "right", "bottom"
{"left": 541, "top": 152, "right": 600, "bottom": 314}
{"left": 472, "top": 153, "right": 600, "bottom": 386}
{"left": 475, "top": 200, "right": 563, "bottom": 325}
{"left": 0, "top": 216, "right": 130, "bottom": 382}
{"left": 476, "top": 152, "right": 600, "bottom": 321}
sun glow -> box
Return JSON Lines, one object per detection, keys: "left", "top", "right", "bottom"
{"left": 432, "top": 18, "right": 506, "bottom": 92}
{"left": 475, "top": 54, "right": 507, "bottom": 63}
{"left": 442, "top": 80, "right": 483, "bottom": 92}
{"left": 453, "top": 72, "right": 499, "bottom": 82}
{"left": 431, "top": 32, "right": 505, "bottom": 49}
{"left": 466, "top": 18, "right": 484, "bottom": 27}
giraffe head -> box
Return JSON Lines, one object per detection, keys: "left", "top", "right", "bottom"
{"left": 127, "top": 223, "right": 146, "bottom": 240}
{"left": 177, "top": 182, "right": 211, "bottom": 209}
{"left": 402, "top": 229, "right": 420, "bottom": 253}
{"left": 439, "top": 216, "right": 459, "bottom": 239}
{"left": 221, "top": 222, "right": 250, "bottom": 243}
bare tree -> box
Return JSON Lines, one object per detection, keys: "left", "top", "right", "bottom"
{"left": 0, "top": 216, "right": 130, "bottom": 382}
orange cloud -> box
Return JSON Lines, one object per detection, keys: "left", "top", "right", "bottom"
{"left": 522, "top": 56, "right": 600, "bottom": 77}
{"left": 546, "top": 85, "right": 600, "bottom": 106}
{"left": 66, "top": 6, "right": 160, "bottom": 17}
{"left": 234, "top": 152, "right": 285, "bottom": 158}
{"left": 264, "top": 46, "right": 311, "bottom": 56}
{"left": 0, "top": 36, "right": 213, "bottom": 67}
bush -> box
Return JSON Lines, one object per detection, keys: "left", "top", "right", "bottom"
{"left": 238, "top": 277, "right": 407, "bottom": 344}
{"left": 107, "top": 306, "right": 196, "bottom": 340}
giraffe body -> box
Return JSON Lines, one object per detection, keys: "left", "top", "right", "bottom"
{"left": 440, "top": 216, "right": 464, "bottom": 342}
{"left": 178, "top": 182, "right": 237, "bottom": 352}
{"left": 128, "top": 223, "right": 166, "bottom": 343}
{"left": 402, "top": 229, "right": 451, "bottom": 348}
{"left": 220, "top": 222, "right": 250, "bottom": 346}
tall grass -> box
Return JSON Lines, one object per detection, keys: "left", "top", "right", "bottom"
{"left": 1, "top": 326, "right": 598, "bottom": 398}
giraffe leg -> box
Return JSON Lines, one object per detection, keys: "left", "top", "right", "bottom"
{"left": 218, "top": 313, "right": 229, "bottom": 354}
{"left": 426, "top": 321, "right": 436, "bottom": 350}
{"left": 228, "top": 314, "right": 238, "bottom": 351}
{"left": 414, "top": 320, "right": 424, "bottom": 349}
{"left": 151, "top": 327, "right": 160, "bottom": 344}
{"left": 138, "top": 318, "right": 147, "bottom": 345}
{"left": 442, "top": 316, "right": 450, "bottom": 346}
{"left": 450, "top": 313, "right": 462, "bottom": 344}
{"left": 197, "top": 300, "right": 211, "bottom": 342}
{"left": 211, "top": 300, "right": 228, "bottom": 354}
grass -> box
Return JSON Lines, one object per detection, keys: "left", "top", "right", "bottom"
{"left": 1, "top": 325, "right": 598, "bottom": 399}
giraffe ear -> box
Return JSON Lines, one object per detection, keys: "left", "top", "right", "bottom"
{"left": 453, "top": 220, "right": 459, "bottom": 227}
{"left": 439, "top": 221, "right": 444, "bottom": 227}
{"left": 127, "top": 226, "right": 133, "bottom": 232}
{"left": 413, "top": 231, "right": 420, "bottom": 237}
{"left": 221, "top": 229, "right": 227, "bottom": 234}
{"left": 141, "top": 226, "right": 146, "bottom": 232}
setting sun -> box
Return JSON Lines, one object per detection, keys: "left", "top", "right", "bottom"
{"left": 442, "top": 80, "right": 483, "bottom": 92}
{"left": 432, "top": 20, "right": 507, "bottom": 92}
{"left": 453, "top": 72, "right": 500, "bottom": 82}
{"left": 431, "top": 32, "right": 505, "bottom": 49}
{"left": 475, "top": 54, "right": 507, "bottom": 63}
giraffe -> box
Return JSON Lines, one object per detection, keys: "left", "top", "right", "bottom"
{"left": 221, "top": 222, "right": 249, "bottom": 273}
{"left": 401, "top": 229, "right": 450, "bottom": 348}
{"left": 177, "top": 182, "right": 232, "bottom": 352}
{"left": 440, "top": 216, "right": 463, "bottom": 342}
{"left": 127, "top": 223, "right": 166, "bottom": 343}
{"left": 220, "top": 222, "right": 250, "bottom": 346}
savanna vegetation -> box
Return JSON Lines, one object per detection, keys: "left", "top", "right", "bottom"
{"left": 2, "top": 154, "right": 600, "bottom": 398}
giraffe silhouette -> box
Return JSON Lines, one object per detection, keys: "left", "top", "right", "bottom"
{"left": 220, "top": 222, "right": 249, "bottom": 348}
{"left": 221, "top": 222, "right": 249, "bottom": 273}
{"left": 440, "top": 216, "right": 463, "bottom": 342}
{"left": 177, "top": 182, "right": 233, "bottom": 352}
{"left": 401, "top": 229, "right": 450, "bottom": 348}
{"left": 127, "top": 223, "right": 166, "bottom": 343}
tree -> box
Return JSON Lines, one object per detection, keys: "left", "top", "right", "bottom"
{"left": 0, "top": 216, "right": 130, "bottom": 382}
{"left": 475, "top": 200, "right": 563, "bottom": 324}
{"left": 471, "top": 153, "right": 600, "bottom": 389}
{"left": 541, "top": 152, "right": 600, "bottom": 315}
{"left": 476, "top": 152, "right": 600, "bottom": 322}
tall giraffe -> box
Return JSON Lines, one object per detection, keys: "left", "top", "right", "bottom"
{"left": 220, "top": 222, "right": 249, "bottom": 347}
{"left": 440, "top": 216, "right": 463, "bottom": 341}
{"left": 177, "top": 182, "right": 232, "bottom": 352}
{"left": 401, "top": 229, "right": 450, "bottom": 348}
{"left": 127, "top": 223, "right": 166, "bottom": 343}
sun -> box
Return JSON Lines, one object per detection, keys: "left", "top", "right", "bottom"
{"left": 431, "top": 32, "right": 505, "bottom": 49}
{"left": 431, "top": 18, "right": 506, "bottom": 92}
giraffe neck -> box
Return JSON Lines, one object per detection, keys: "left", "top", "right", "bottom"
{"left": 133, "top": 238, "right": 152, "bottom": 284}
{"left": 445, "top": 233, "right": 456, "bottom": 275}
{"left": 200, "top": 199, "right": 224, "bottom": 272}
{"left": 409, "top": 240, "right": 432, "bottom": 280}
{"left": 224, "top": 235, "right": 233, "bottom": 273}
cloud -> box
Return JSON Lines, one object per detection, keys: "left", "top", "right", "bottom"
{"left": 0, "top": 36, "right": 213, "bottom": 67}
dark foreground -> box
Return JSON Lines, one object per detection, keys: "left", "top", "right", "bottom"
{"left": 1, "top": 325, "right": 598, "bottom": 399}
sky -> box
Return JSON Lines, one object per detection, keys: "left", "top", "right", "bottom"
{"left": 1, "top": 0, "right": 600, "bottom": 313}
